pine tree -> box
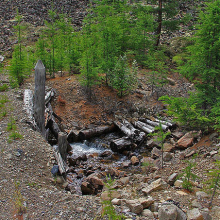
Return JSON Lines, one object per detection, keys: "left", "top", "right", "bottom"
{"left": 9, "top": 9, "right": 29, "bottom": 86}
{"left": 112, "top": 55, "right": 138, "bottom": 97}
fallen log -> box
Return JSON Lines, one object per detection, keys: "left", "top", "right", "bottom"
{"left": 110, "top": 137, "right": 134, "bottom": 153}
{"left": 23, "top": 89, "right": 37, "bottom": 130}
{"left": 45, "top": 103, "right": 61, "bottom": 140}
{"left": 114, "top": 121, "right": 133, "bottom": 137}
{"left": 122, "top": 119, "right": 145, "bottom": 142}
{"left": 155, "top": 118, "right": 173, "bottom": 127}
{"left": 45, "top": 89, "right": 55, "bottom": 105}
{"left": 54, "top": 150, "right": 68, "bottom": 175}
{"left": 139, "top": 118, "right": 168, "bottom": 131}
{"left": 79, "top": 124, "right": 117, "bottom": 140}
{"left": 134, "top": 121, "right": 155, "bottom": 134}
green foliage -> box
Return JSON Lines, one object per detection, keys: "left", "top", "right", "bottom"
{"left": 205, "top": 159, "right": 220, "bottom": 206}
{"left": 172, "top": 54, "right": 187, "bottom": 66}
{"left": 0, "top": 84, "right": 9, "bottom": 92}
{"left": 7, "top": 116, "right": 16, "bottom": 131}
{"left": 0, "top": 95, "right": 9, "bottom": 105}
{"left": 13, "top": 181, "right": 26, "bottom": 214}
{"left": 9, "top": 45, "right": 29, "bottom": 86}
{"left": 9, "top": 10, "right": 30, "bottom": 86}
{"left": 101, "top": 175, "right": 124, "bottom": 220}
{"left": 178, "top": 160, "right": 198, "bottom": 192}
{"left": 180, "top": 1, "right": 220, "bottom": 97}
{"left": 9, "top": 131, "right": 23, "bottom": 141}
{"left": 111, "top": 55, "right": 138, "bottom": 97}
{"left": 149, "top": 121, "right": 171, "bottom": 168}
{"left": 159, "top": 94, "right": 212, "bottom": 131}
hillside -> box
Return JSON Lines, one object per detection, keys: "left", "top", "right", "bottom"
{"left": 1, "top": 1, "right": 220, "bottom": 220}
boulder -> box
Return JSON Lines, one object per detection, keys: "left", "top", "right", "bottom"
{"left": 158, "top": 204, "right": 187, "bottom": 220}
{"left": 142, "top": 178, "right": 167, "bottom": 195}
{"left": 81, "top": 173, "right": 104, "bottom": 195}
{"left": 142, "top": 209, "right": 154, "bottom": 219}
{"left": 187, "top": 208, "right": 203, "bottom": 220}
{"left": 101, "top": 190, "right": 121, "bottom": 201}
{"left": 164, "top": 143, "right": 176, "bottom": 152}
{"left": 177, "top": 131, "right": 200, "bottom": 149}
{"left": 151, "top": 147, "right": 161, "bottom": 159}
{"left": 125, "top": 199, "right": 143, "bottom": 214}
{"left": 99, "top": 150, "right": 112, "bottom": 158}
{"left": 167, "top": 173, "right": 178, "bottom": 186}
{"left": 196, "top": 191, "right": 209, "bottom": 199}
{"left": 131, "top": 156, "right": 139, "bottom": 165}
{"left": 111, "top": 198, "right": 122, "bottom": 205}
{"left": 174, "top": 180, "right": 183, "bottom": 188}
{"left": 67, "top": 153, "right": 87, "bottom": 166}
{"left": 138, "top": 196, "right": 154, "bottom": 208}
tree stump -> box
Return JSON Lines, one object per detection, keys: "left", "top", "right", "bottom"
{"left": 34, "top": 60, "right": 45, "bottom": 137}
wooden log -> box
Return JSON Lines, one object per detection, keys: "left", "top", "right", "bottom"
{"left": 24, "top": 89, "right": 34, "bottom": 120}
{"left": 139, "top": 118, "right": 168, "bottom": 131}
{"left": 45, "top": 103, "right": 61, "bottom": 140}
{"left": 114, "top": 121, "right": 133, "bottom": 137}
{"left": 45, "top": 89, "right": 55, "bottom": 105}
{"left": 79, "top": 124, "right": 116, "bottom": 140}
{"left": 110, "top": 137, "right": 133, "bottom": 153}
{"left": 58, "top": 132, "right": 71, "bottom": 160}
{"left": 122, "top": 119, "right": 146, "bottom": 142}
{"left": 34, "top": 60, "right": 46, "bottom": 137}
{"left": 134, "top": 121, "right": 155, "bottom": 134}
{"left": 155, "top": 118, "right": 173, "bottom": 127}
{"left": 54, "top": 150, "right": 67, "bottom": 175}
{"left": 23, "top": 89, "right": 38, "bottom": 130}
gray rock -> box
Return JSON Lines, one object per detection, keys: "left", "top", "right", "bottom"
{"left": 212, "top": 206, "right": 220, "bottom": 218}
{"left": 151, "top": 147, "right": 161, "bottom": 159}
{"left": 201, "top": 208, "right": 212, "bottom": 220}
{"left": 187, "top": 208, "right": 203, "bottom": 220}
{"left": 168, "top": 173, "right": 178, "bottom": 186}
{"left": 158, "top": 204, "right": 177, "bottom": 220}
{"left": 138, "top": 196, "right": 154, "bottom": 208}
{"left": 196, "top": 191, "right": 209, "bottom": 199}
{"left": 209, "top": 150, "right": 218, "bottom": 157}
{"left": 158, "top": 204, "right": 187, "bottom": 220}
{"left": 192, "top": 199, "right": 203, "bottom": 209}
{"left": 174, "top": 180, "right": 183, "bottom": 188}
{"left": 163, "top": 152, "right": 173, "bottom": 162}
{"left": 142, "top": 209, "right": 154, "bottom": 219}
{"left": 111, "top": 198, "right": 122, "bottom": 205}
{"left": 150, "top": 202, "right": 159, "bottom": 212}
{"left": 142, "top": 178, "right": 167, "bottom": 195}
{"left": 126, "top": 199, "right": 143, "bottom": 214}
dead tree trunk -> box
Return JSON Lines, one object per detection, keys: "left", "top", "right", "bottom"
{"left": 58, "top": 132, "right": 71, "bottom": 161}
{"left": 155, "top": 118, "right": 173, "bottom": 127}
{"left": 134, "top": 121, "right": 155, "bottom": 134}
{"left": 45, "top": 103, "right": 61, "bottom": 140}
{"left": 79, "top": 124, "right": 116, "bottom": 140}
{"left": 139, "top": 118, "right": 168, "bottom": 131}
{"left": 122, "top": 119, "right": 145, "bottom": 142}
{"left": 34, "top": 60, "right": 46, "bottom": 137}
{"left": 114, "top": 121, "right": 133, "bottom": 137}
